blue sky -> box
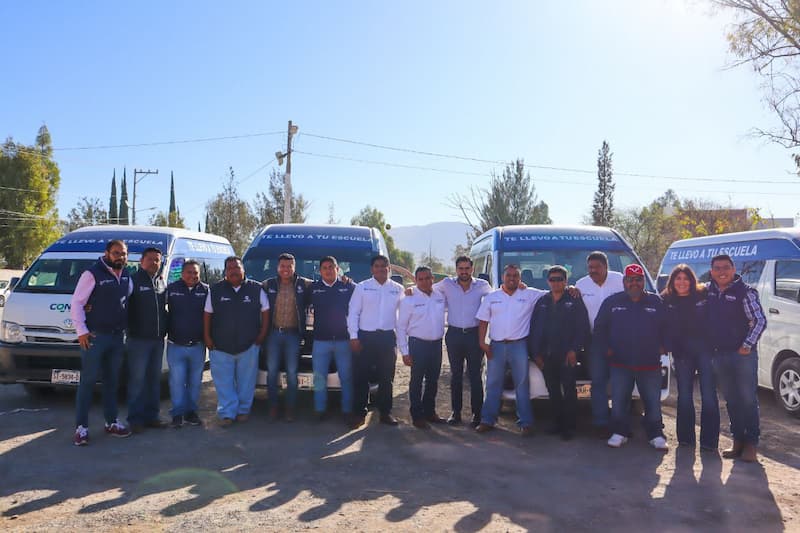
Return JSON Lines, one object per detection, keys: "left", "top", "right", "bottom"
{"left": 3, "top": 1, "right": 799, "bottom": 235}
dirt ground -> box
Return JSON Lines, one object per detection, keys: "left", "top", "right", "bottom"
{"left": 1, "top": 355, "right": 798, "bottom": 532}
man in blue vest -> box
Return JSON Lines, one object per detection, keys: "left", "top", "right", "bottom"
{"left": 126, "top": 246, "right": 169, "bottom": 433}
{"left": 70, "top": 239, "right": 132, "bottom": 446}
{"left": 204, "top": 256, "right": 270, "bottom": 426}
{"left": 166, "top": 259, "right": 208, "bottom": 428}
{"left": 263, "top": 253, "right": 312, "bottom": 422}
{"left": 309, "top": 256, "right": 357, "bottom": 426}
{"left": 707, "top": 254, "right": 767, "bottom": 463}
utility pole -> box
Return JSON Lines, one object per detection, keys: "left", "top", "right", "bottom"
{"left": 275, "top": 121, "right": 299, "bottom": 224}
{"left": 133, "top": 168, "right": 159, "bottom": 225}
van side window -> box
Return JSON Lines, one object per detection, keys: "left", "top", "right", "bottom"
{"left": 738, "top": 260, "right": 766, "bottom": 286}
{"left": 775, "top": 260, "right": 800, "bottom": 303}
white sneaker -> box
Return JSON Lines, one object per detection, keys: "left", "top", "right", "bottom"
{"left": 607, "top": 433, "right": 628, "bottom": 448}
{"left": 649, "top": 436, "right": 669, "bottom": 451}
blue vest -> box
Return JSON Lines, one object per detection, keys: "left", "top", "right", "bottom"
{"left": 128, "top": 268, "right": 168, "bottom": 339}
{"left": 595, "top": 291, "right": 665, "bottom": 370}
{"left": 309, "top": 279, "right": 355, "bottom": 340}
{"left": 264, "top": 275, "right": 310, "bottom": 330}
{"left": 706, "top": 276, "right": 752, "bottom": 351}
{"left": 167, "top": 279, "right": 209, "bottom": 344}
{"left": 85, "top": 258, "right": 130, "bottom": 334}
{"left": 210, "top": 279, "right": 264, "bottom": 354}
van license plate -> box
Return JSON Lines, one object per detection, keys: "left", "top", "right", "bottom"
{"left": 52, "top": 369, "right": 80, "bottom": 385}
{"left": 577, "top": 383, "right": 591, "bottom": 399}
{"left": 297, "top": 374, "right": 313, "bottom": 389}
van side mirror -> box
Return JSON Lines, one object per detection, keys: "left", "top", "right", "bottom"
{"left": 656, "top": 274, "right": 668, "bottom": 293}
{"left": 478, "top": 273, "right": 489, "bottom": 282}
{"left": 390, "top": 274, "right": 404, "bottom": 285}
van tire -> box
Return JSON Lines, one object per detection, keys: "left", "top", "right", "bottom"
{"left": 774, "top": 358, "right": 800, "bottom": 418}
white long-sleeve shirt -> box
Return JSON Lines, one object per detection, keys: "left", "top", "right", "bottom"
{"left": 346, "top": 277, "right": 404, "bottom": 339}
{"left": 475, "top": 287, "right": 546, "bottom": 341}
{"left": 70, "top": 261, "right": 133, "bottom": 337}
{"left": 575, "top": 271, "right": 624, "bottom": 330}
{"left": 396, "top": 287, "right": 446, "bottom": 354}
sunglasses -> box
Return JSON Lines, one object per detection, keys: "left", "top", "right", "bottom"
{"left": 548, "top": 277, "right": 565, "bottom": 282}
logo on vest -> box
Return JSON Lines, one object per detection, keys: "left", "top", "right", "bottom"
{"left": 725, "top": 295, "right": 737, "bottom": 301}
{"left": 220, "top": 296, "right": 232, "bottom": 302}
{"left": 138, "top": 286, "right": 152, "bottom": 292}
{"left": 243, "top": 295, "right": 252, "bottom": 303}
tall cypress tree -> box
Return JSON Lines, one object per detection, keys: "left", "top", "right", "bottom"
{"left": 108, "top": 169, "right": 118, "bottom": 224}
{"left": 119, "top": 167, "right": 130, "bottom": 225}
{"left": 169, "top": 171, "right": 176, "bottom": 215}
{"left": 591, "top": 140, "right": 615, "bottom": 227}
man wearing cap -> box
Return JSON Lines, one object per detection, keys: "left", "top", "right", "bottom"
{"left": 575, "top": 251, "right": 624, "bottom": 437}
{"left": 593, "top": 264, "right": 668, "bottom": 451}
{"left": 475, "top": 264, "right": 547, "bottom": 436}
{"left": 397, "top": 266, "right": 447, "bottom": 429}
{"left": 706, "top": 254, "right": 767, "bottom": 463}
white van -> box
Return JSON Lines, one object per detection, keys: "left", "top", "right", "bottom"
{"left": 658, "top": 228, "right": 800, "bottom": 417}
{"left": 470, "top": 225, "right": 671, "bottom": 402}
{"left": 0, "top": 225, "right": 234, "bottom": 392}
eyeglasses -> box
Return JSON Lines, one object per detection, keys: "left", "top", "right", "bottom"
{"left": 547, "top": 277, "right": 565, "bottom": 282}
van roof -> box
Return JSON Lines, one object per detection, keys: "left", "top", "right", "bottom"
{"left": 667, "top": 227, "right": 800, "bottom": 248}
{"left": 248, "top": 224, "right": 379, "bottom": 250}
{"left": 44, "top": 225, "right": 232, "bottom": 254}
{"left": 660, "top": 228, "right": 800, "bottom": 270}
{"left": 476, "top": 225, "right": 628, "bottom": 251}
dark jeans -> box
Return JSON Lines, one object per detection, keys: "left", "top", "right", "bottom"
{"left": 126, "top": 337, "right": 165, "bottom": 425}
{"left": 609, "top": 366, "right": 664, "bottom": 440}
{"left": 74, "top": 332, "right": 125, "bottom": 427}
{"left": 353, "top": 330, "right": 396, "bottom": 417}
{"left": 445, "top": 327, "right": 484, "bottom": 418}
{"left": 408, "top": 337, "right": 443, "bottom": 420}
{"left": 589, "top": 342, "right": 610, "bottom": 427}
{"left": 543, "top": 355, "right": 578, "bottom": 432}
{"left": 713, "top": 349, "right": 760, "bottom": 445}
{"left": 674, "top": 350, "right": 720, "bottom": 448}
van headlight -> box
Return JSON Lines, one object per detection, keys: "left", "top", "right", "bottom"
{"left": 0, "top": 321, "right": 24, "bottom": 343}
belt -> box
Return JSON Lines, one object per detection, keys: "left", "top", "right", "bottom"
{"left": 170, "top": 340, "right": 201, "bottom": 347}
{"left": 449, "top": 326, "right": 478, "bottom": 334}
{"left": 494, "top": 337, "right": 526, "bottom": 344}
{"left": 273, "top": 327, "right": 299, "bottom": 333}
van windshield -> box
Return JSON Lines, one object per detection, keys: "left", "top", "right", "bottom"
{"left": 659, "top": 258, "right": 765, "bottom": 290}
{"left": 15, "top": 258, "right": 139, "bottom": 294}
{"left": 500, "top": 249, "right": 651, "bottom": 291}
{"left": 244, "top": 247, "right": 375, "bottom": 282}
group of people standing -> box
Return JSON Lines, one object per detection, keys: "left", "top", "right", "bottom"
{"left": 70, "top": 239, "right": 767, "bottom": 463}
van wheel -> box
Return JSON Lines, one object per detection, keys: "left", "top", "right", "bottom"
{"left": 774, "top": 358, "right": 800, "bottom": 418}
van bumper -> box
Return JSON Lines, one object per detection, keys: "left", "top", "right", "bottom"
{"left": 0, "top": 341, "right": 82, "bottom": 385}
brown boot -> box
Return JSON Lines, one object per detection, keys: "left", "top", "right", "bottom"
{"left": 722, "top": 439, "right": 744, "bottom": 459}
{"left": 740, "top": 443, "right": 758, "bottom": 463}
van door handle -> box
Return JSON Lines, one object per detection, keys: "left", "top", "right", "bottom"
{"left": 769, "top": 308, "right": 780, "bottom": 314}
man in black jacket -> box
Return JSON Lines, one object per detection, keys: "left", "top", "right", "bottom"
{"left": 126, "top": 247, "right": 168, "bottom": 433}
{"left": 528, "top": 266, "right": 589, "bottom": 440}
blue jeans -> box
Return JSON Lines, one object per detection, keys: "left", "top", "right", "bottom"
{"left": 590, "top": 345, "right": 610, "bottom": 427}
{"left": 167, "top": 342, "right": 206, "bottom": 417}
{"left": 408, "top": 337, "right": 443, "bottom": 420}
{"left": 75, "top": 332, "right": 125, "bottom": 427}
{"left": 481, "top": 339, "right": 533, "bottom": 428}
{"left": 210, "top": 344, "right": 258, "bottom": 420}
{"left": 266, "top": 330, "right": 301, "bottom": 408}
{"left": 713, "top": 349, "right": 760, "bottom": 445}
{"left": 674, "top": 350, "right": 720, "bottom": 448}
{"left": 312, "top": 339, "right": 353, "bottom": 414}
{"left": 126, "top": 337, "right": 165, "bottom": 425}
{"left": 609, "top": 366, "right": 664, "bottom": 440}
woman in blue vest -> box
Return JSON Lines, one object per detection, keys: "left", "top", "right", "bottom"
{"left": 661, "top": 264, "right": 719, "bottom": 451}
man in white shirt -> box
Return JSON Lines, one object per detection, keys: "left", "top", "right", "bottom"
{"left": 347, "top": 255, "right": 405, "bottom": 426}
{"left": 574, "top": 251, "right": 624, "bottom": 435}
{"left": 475, "top": 264, "right": 547, "bottom": 436}
{"left": 397, "top": 266, "right": 447, "bottom": 429}
{"left": 434, "top": 256, "right": 491, "bottom": 427}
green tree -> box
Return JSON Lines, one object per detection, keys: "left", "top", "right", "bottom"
{"left": 713, "top": 1, "right": 800, "bottom": 156}
{"left": 614, "top": 190, "right": 680, "bottom": 276}
{"left": 449, "top": 158, "right": 551, "bottom": 240}
{"left": 252, "top": 169, "right": 309, "bottom": 226}
{"left": 591, "top": 140, "right": 615, "bottom": 226}
{"left": 0, "top": 126, "right": 62, "bottom": 268}
{"left": 205, "top": 167, "right": 258, "bottom": 255}
{"left": 350, "top": 205, "right": 414, "bottom": 271}
{"left": 108, "top": 170, "right": 118, "bottom": 224}
{"left": 149, "top": 209, "right": 186, "bottom": 228}
{"left": 65, "top": 197, "right": 108, "bottom": 232}
{"left": 119, "top": 168, "right": 129, "bottom": 225}
{"left": 418, "top": 251, "right": 448, "bottom": 274}
{"left": 452, "top": 243, "right": 470, "bottom": 263}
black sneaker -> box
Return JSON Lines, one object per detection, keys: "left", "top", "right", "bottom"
{"left": 184, "top": 412, "right": 202, "bottom": 426}
{"left": 171, "top": 415, "right": 184, "bottom": 429}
